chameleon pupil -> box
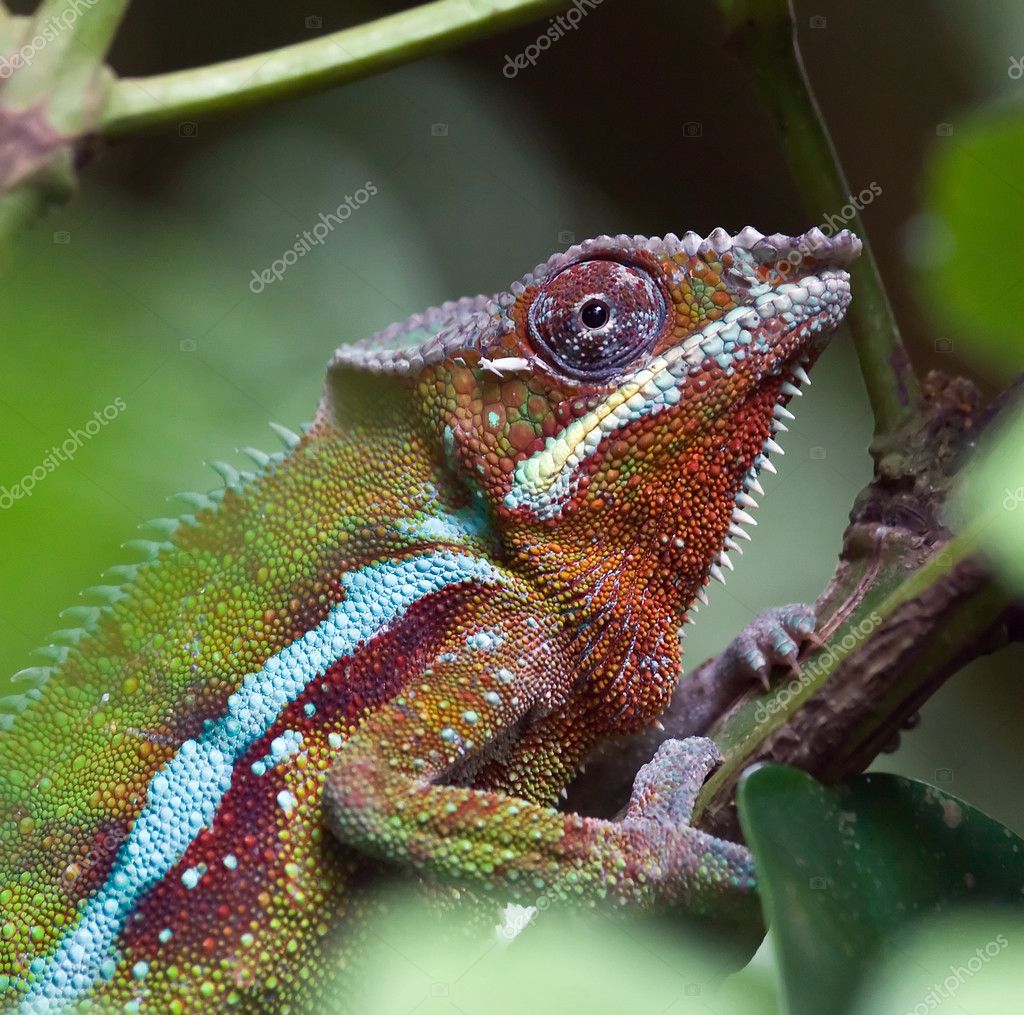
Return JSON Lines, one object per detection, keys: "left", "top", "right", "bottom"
{"left": 580, "top": 299, "right": 610, "bottom": 329}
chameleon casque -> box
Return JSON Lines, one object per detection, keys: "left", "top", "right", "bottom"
{"left": 0, "top": 226, "right": 860, "bottom": 1012}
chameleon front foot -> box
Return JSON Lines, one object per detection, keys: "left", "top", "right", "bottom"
{"left": 624, "top": 736, "right": 722, "bottom": 826}
{"left": 623, "top": 737, "right": 756, "bottom": 909}
{"left": 712, "top": 602, "right": 818, "bottom": 690}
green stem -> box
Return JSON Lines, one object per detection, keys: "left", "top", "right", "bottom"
{"left": 101, "top": 0, "right": 567, "bottom": 136}
{"left": 0, "top": 0, "right": 131, "bottom": 254}
{"left": 2, "top": 0, "right": 131, "bottom": 128}
{"left": 716, "top": 0, "right": 920, "bottom": 443}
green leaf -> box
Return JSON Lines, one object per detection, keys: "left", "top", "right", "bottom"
{"left": 917, "top": 108, "right": 1024, "bottom": 376}
{"left": 956, "top": 402, "right": 1024, "bottom": 595}
{"left": 737, "top": 766, "right": 1024, "bottom": 1015}
{"left": 336, "top": 888, "right": 779, "bottom": 1015}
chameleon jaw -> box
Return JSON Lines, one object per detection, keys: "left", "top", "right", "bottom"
{"left": 706, "top": 352, "right": 815, "bottom": 588}
{"left": 502, "top": 268, "right": 852, "bottom": 521}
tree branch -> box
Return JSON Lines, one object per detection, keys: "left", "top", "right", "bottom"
{"left": 100, "top": 0, "right": 567, "bottom": 136}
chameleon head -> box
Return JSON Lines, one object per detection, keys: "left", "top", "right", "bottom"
{"left": 330, "top": 227, "right": 860, "bottom": 607}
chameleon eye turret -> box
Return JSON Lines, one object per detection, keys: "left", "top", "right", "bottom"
{"left": 527, "top": 259, "right": 667, "bottom": 380}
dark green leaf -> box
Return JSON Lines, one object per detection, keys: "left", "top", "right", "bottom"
{"left": 738, "top": 766, "right": 1024, "bottom": 1015}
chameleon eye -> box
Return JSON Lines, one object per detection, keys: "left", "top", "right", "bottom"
{"left": 528, "top": 260, "right": 666, "bottom": 380}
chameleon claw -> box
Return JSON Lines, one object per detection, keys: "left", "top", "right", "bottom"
{"left": 707, "top": 602, "right": 818, "bottom": 691}
{"left": 803, "top": 630, "right": 827, "bottom": 651}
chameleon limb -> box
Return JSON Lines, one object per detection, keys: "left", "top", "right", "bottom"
{"left": 324, "top": 661, "right": 754, "bottom": 915}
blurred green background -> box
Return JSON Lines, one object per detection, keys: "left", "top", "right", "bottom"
{"left": 3, "top": 0, "right": 1024, "bottom": 846}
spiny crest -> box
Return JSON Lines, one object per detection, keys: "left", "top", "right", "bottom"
{"left": 702, "top": 361, "right": 813, "bottom": 602}
{"left": 328, "top": 294, "right": 510, "bottom": 376}
{"left": 0, "top": 423, "right": 303, "bottom": 729}
{"left": 328, "top": 227, "right": 861, "bottom": 376}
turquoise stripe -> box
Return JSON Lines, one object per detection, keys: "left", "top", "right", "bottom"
{"left": 23, "top": 551, "right": 503, "bottom": 1011}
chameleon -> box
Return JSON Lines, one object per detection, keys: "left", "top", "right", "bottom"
{"left": 0, "top": 225, "right": 859, "bottom": 1012}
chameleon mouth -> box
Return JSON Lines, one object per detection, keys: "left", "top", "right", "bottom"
{"left": 678, "top": 273, "right": 854, "bottom": 590}
{"left": 502, "top": 267, "right": 853, "bottom": 520}
{"left": 700, "top": 255, "right": 861, "bottom": 586}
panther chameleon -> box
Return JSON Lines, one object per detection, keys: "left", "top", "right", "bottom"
{"left": 0, "top": 226, "right": 859, "bottom": 1011}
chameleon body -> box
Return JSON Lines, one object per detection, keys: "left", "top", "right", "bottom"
{"left": 0, "top": 226, "right": 859, "bottom": 1012}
